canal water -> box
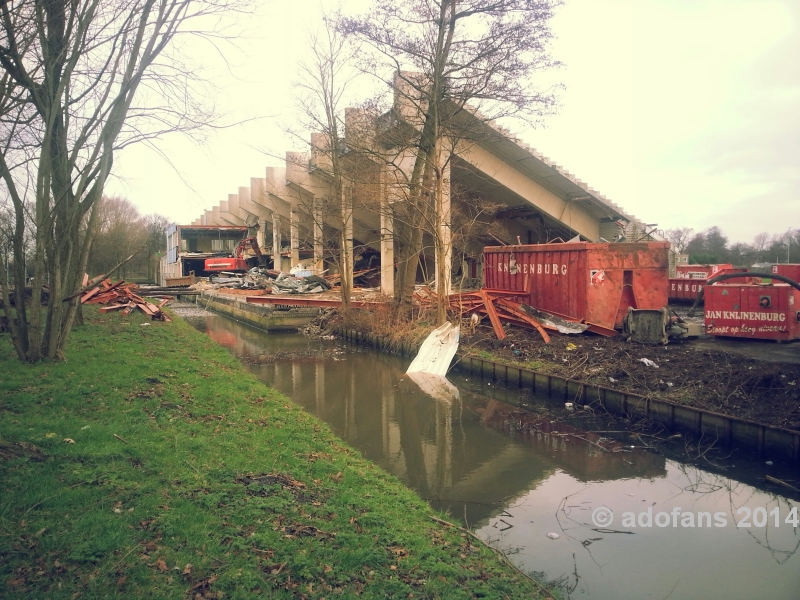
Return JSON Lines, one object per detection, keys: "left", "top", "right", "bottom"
{"left": 176, "top": 304, "right": 800, "bottom": 600}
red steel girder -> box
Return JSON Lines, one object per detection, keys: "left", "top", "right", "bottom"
{"left": 246, "top": 296, "right": 387, "bottom": 309}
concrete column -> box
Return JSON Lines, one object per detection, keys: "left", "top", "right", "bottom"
{"left": 342, "top": 185, "right": 354, "bottom": 292}
{"left": 435, "top": 155, "right": 452, "bottom": 296}
{"left": 272, "top": 213, "right": 282, "bottom": 270}
{"left": 250, "top": 178, "right": 269, "bottom": 248}
{"left": 290, "top": 207, "right": 300, "bottom": 268}
{"left": 258, "top": 220, "right": 268, "bottom": 256}
{"left": 313, "top": 197, "right": 324, "bottom": 273}
{"left": 380, "top": 166, "right": 395, "bottom": 296}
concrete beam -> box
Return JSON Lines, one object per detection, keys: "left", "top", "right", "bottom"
{"left": 217, "top": 199, "right": 246, "bottom": 226}
{"left": 456, "top": 140, "right": 599, "bottom": 240}
{"left": 226, "top": 194, "right": 260, "bottom": 227}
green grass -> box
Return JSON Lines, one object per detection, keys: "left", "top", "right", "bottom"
{"left": 0, "top": 307, "right": 552, "bottom": 599}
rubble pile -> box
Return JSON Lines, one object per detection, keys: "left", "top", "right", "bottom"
{"left": 415, "top": 286, "right": 619, "bottom": 343}
{"left": 80, "top": 279, "right": 172, "bottom": 322}
{"left": 188, "top": 267, "right": 376, "bottom": 295}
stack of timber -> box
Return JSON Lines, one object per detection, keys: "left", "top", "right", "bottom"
{"left": 80, "top": 279, "right": 172, "bottom": 322}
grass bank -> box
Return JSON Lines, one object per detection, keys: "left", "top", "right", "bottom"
{"left": 0, "top": 307, "right": 551, "bottom": 599}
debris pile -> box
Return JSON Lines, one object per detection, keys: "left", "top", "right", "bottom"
{"left": 191, "top": 267, "right": 379, "bottom": 295}
{"left": 80, "top": 279, "right": 172, "bottom": 322}
{"left": 416, "top": 287, "right": 619, "bottom": 343}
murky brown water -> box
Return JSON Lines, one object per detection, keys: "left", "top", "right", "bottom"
{"left": 178, "top": 304, "right": 800, "bottom": 600}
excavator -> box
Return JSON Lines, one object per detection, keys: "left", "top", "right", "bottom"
{"left": 204, "top": 237, "right": 267, "bottom": 273}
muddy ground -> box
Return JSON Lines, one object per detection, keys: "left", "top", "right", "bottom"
{"left": 457, "top": 321, "right": 800, "bottom": 432}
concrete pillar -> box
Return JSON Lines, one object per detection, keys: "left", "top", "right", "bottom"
{"left": 250, "top": 178, "right": 268, "bottom": 249}
{"left": 290, "top": 207, "right": 300, "bottom": 268}
{"left": 259, "top": 220, "right": 268, "bottom": 256}
{"left": 342, "top": 184, "right": 354, "bottom": 292}
{"left": 435, "top": 155, "right": 452, "bottom": 296}
{"left": 380, "top": 166, "right": 395, "bottom": 296}
{"left": 272, "top": 213, "right": 282, "bottom": 270}
{"left": 313, "top": 197, "right": 324, "bottom": 273}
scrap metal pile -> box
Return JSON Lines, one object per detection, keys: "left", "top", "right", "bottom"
{"left": 196, "top": 267, "right": 379, "bottom": 295}
{"left": 80, "top": 279, "right": 172, "bottom": 322}
{"left": 416, "top": 287, "right": 616, "bottom": 343}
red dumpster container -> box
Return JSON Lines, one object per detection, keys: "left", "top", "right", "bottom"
{"left": 483, "top": 241, "right": 669, "bottom": 330}
{"left": 675, "top": 263, "right": 733, "bottom": 279}
{"left": 668, "top": 265, "right": 749, "bottom": 302}
{"left": 771, "top": 264, "right": 800, "bottom": 282}
{"left": 705, "top": 283, "right": 800, "bottom": 341}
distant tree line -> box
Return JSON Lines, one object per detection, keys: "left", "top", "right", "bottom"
{"left": 87, "top": 198, "right": 169, "bottom": 283}
{"left": 0, "top": 197, "right": 168, "bottom": 285}
{"left": 664, "top": 226, "right": 800, "bottom": 266}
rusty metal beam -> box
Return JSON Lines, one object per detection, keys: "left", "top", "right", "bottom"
{"left": 479, "top": 289, "right": 506, "bottom": 340}
{"left": 246, "top": 296, "right": 387, "bottom": 309}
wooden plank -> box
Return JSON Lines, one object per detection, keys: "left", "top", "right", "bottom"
{"left": 134, "top": 301, "right": 157, "bottom": 316}
{"left": 80, "top": 287, "right": 103, "bottom": 303}
{"left": 98, "top": 303, "right": 130, "bottom": 313}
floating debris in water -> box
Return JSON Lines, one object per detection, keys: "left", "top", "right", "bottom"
{"left": 546, "top": 532, "right": 560, "bottom": 540}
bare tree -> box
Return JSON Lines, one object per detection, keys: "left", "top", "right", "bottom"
{"left": 340, "top": 0, "right": 562, "bottom": 322}
{"left": 294, "top": 20, "right": 361, "bottom": 309}
{"left": 85, "top": 197, "right": 167, "bottom": 281}
{"left": 0, "top": 0, "right": 245, "bottom": 361}
{"left": 751, "top": 231, "right": 773, "bottom": 262}
{"left": 664, "top": 227, "right": 694, "bottom": 254}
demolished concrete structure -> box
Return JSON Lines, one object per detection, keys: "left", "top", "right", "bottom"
{"left": 166, "top": 73, "right": 664, "bottom": 293}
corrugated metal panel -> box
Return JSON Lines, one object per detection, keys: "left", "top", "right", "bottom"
{"left": 484, "top": 242, "right": 669, "bottom": 329}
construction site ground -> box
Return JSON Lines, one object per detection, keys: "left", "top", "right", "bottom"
{"left": 456, "top": 317, "right": 800, "bottom": 433}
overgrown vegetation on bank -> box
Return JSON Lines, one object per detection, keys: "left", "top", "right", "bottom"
{"left": 0, "top": 307, "right": 551, "bottom": 599}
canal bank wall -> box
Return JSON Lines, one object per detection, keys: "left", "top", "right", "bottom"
{"left": 335, "top": 327, "right": 800, "bottom": 465}
{"left": 200, "top": 291, "right": 320, "bottom": 331}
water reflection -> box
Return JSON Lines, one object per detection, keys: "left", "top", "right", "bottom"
{"left": 181, "top": 306, "right": 800, "bottom": 599}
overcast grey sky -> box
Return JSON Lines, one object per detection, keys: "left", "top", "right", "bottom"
{"left": 105, "top": 0, "right": 799, "bottom": 244}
